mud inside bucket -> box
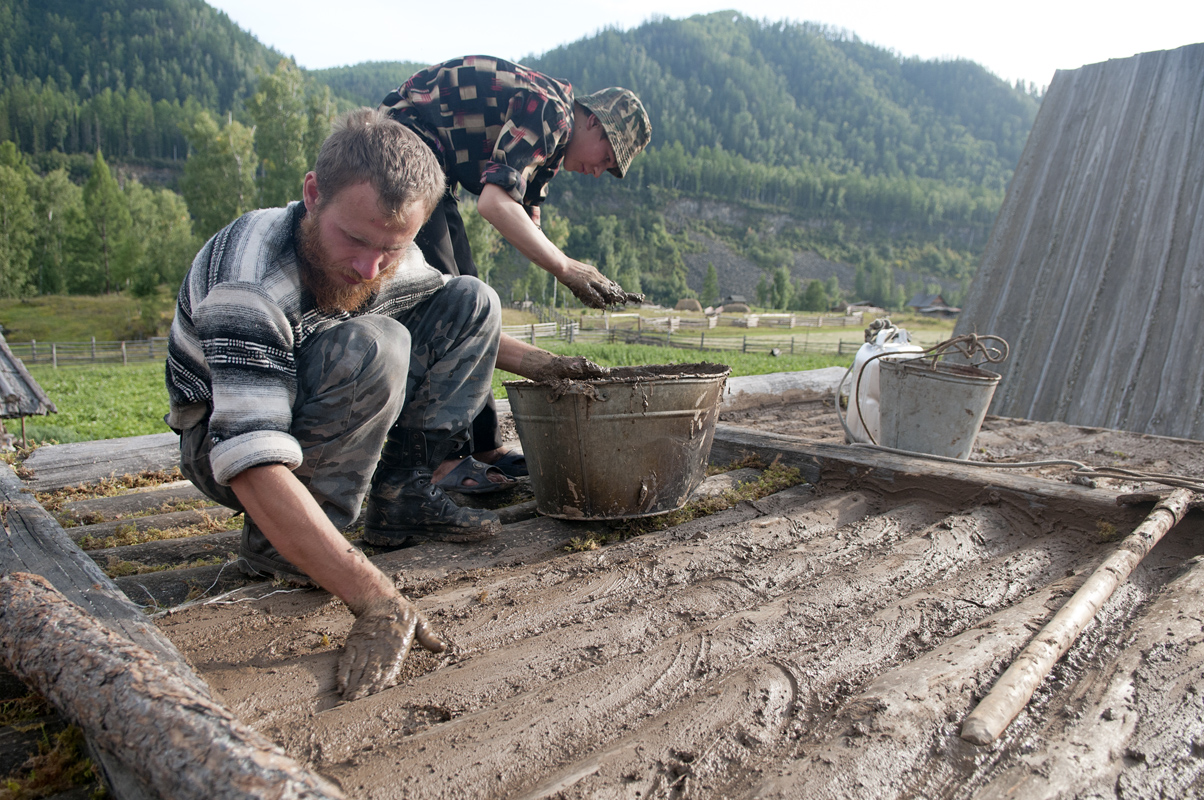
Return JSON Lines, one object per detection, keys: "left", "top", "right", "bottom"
{"left": 877, "top": 359, "right": 1000, "bottom": 460}
{"left": 505, "top": 363, "right": 731, "bottom": 520}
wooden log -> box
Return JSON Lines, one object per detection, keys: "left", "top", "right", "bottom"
{"left": 960, "top": 487, "right": 1197, "bottom": 745}
{"left": 720, "top": 368, "right": 846, "bottom": 411}
{"left": 710, "top": 424, "right": 1148, "bottom": 521}
{"left": 0, "top": 572, "right": 344, "bottom": 800}
{"left": 0, "top": 461, "right": 190, "bottom": 664}
{"left": 60, "top": 481, "right": 211, "bottom": 521}
{"left": 2, "top": 459, "right": 268, "bottom": 798}
{"left": 20, "top": 432, "right": 180, "bottom": 492}
{"left": 87, "top": 529, "right": 241, "bottom": 571}
{"left": 69, "top": 506, "right": 236, "bottom": 544}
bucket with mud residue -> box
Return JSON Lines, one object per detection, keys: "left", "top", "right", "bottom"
{"left": 505, "top": 363, "right": 730, "bottom": 520}
{"left": 877, "top": 359, "right": 1000, "bottom": 460}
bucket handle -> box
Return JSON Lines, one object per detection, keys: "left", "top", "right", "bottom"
{"left": 909, "top": 333, "right": 1009, "bottom": 372}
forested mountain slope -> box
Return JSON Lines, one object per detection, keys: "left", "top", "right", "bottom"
{"left": 0, "top": 2, "right": 1043, "bottom": 309}
{"left": 530, "top": 14, "right": 1037, "bottom": 191}
{"left": 0, "top": 0, "right": 285, "bottom": 157}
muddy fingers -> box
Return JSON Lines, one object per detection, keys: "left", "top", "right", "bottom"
{"left": 338, "top": 596, "right": 446, "bottom": 701}
{"left": 559, "top": 262, "right": 642, "bottom": 308}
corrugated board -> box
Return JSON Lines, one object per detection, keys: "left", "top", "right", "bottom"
{"left": 955, "top": 43, "right": 1204, "bottom": 438}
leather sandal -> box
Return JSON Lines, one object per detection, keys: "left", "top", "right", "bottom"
{"left": 489, "top": 450, "right": 528, "bottom": 479}
{"left": 436, "top": 457, "right": 515, "bottom": 494}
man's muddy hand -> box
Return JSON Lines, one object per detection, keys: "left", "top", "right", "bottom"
{"left": 559, "top": 261, "right": 644, "bottom": 308}
{"left": 337, "top": 596, "right": 446, "bottom": 701}
{"left": 518, "top": 352, "right": 610, "bottom": 383}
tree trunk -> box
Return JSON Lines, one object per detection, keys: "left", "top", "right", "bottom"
{"left": 0, "top": 572, "right": 344, "bottom": 800}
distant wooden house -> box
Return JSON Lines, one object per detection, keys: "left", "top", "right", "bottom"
{"left": 847, "top": 303, "right": 887, "bottom": 318}
{"left": 905, "top": 292, "right": 960, "bottom": 318}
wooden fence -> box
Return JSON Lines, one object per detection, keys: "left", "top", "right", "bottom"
{"left": 7, "top": 338, "right": 170, "bottom": 367}
{"left": 569, "top": 328, "right": 861, "bottom": 356}
{"left": 9, "top": 311, "right": 862, "bottom": 368}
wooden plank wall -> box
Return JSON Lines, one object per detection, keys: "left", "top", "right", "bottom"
{"left": 954, "top": 43, "right": 1204, "bottom": 439}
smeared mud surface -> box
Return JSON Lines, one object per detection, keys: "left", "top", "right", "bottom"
{"left": 158, "top": 400, "right": 1204, "bottom": 799}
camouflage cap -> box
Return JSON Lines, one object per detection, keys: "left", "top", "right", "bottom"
{"left": 576, "top": 87, "right": 651, "bottom": 178}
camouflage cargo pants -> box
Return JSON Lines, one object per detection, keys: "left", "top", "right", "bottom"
{"left": 179, "top": 276, "right": 501, "bottom": 530}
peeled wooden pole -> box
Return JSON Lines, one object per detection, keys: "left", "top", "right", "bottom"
{"left": 0, "top": 572, "right": 345, "bottom": 800}
{"left": 961, "top": 487, "right": 1196, "bottom": 745}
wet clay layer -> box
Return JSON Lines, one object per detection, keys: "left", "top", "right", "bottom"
{"left": 508, "top": 362, "right": 731, "bottom": 389}
{"left": 156, "top": 402, "right": 1204, "bottom": 799}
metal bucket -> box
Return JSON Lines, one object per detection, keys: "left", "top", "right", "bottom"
{"left": 878, "top": 359, "right": 1000, "bottom": 459}
{"left": 505, "top": 363, "right": 730, "bottom": 520}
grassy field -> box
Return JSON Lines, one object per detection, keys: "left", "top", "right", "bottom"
{"left": 21, "top": 362, "right": 170, "bottom": 443}
{"left": 18, "top": 342, "right": 855, "bottom": 444}
{"left": 0, "top": 292, "right": 177, "bottom": 342}
{"left": 8, "top": 295, "right": 952, "bottom": 444}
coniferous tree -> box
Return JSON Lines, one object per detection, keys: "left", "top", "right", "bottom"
{"left": 540, "top": 206, "right": 572, "bottom": 306}
{"left": 0, "top": 155, "right": 35, "bottom": 297}
{"left": 79, "top": 150, "right": 131, "bottom": 293}
{"left": 799, "top": 279, "right": 828, "bottom": 311}
{"left": 701, "top": 263, "right": 720, "bottom": 306}
{"left": 755, "top": 274, "right": 770, "bottom": 307}
{"left": 460, "top": 196, "right": 503, "bottom": 286}
{"left": 124, "top": 180, "right": 195, "bottom": 296}
{"left": 27, "top": 168, "right": 85, "bottom": 294}
{"left": 824, "top": 275, "right": 842, "bottom": 308}
{"left": 771, "top": 265, "right": 793, "bottom": 309}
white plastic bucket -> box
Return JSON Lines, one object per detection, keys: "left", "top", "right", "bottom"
{"left": 878, "top": 359, "right": 1001, "bottom": 459}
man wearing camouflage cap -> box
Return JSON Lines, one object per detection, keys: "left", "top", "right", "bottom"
{"left": 380, "top": 55, "right": 652, "bottom": 485}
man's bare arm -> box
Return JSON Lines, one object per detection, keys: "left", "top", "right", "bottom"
{"left": 229, "top": 464, "right": 444, "bottom": 699}
{"left": 496, "top": 333, "right": 609, "bottom": 382}
{"left": 229, "top": 464, "right": 392, "bottom": 611}
{"left": 477, "top": 184, "right": 641, "bottom": 308}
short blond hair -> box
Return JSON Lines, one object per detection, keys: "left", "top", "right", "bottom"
{"left": 312, "top": 108, "right": 445, "bottom": 219}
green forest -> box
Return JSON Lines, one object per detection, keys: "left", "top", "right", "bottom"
{"left": 0, "top": 0, "right": 1042, "bottom": 323}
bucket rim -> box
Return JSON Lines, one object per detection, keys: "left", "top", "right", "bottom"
{"left": 879, "top": 358, "right": 1000, "bottom": 381}
{"left": 504, "top": 362, "right": 731, "bottom": 390}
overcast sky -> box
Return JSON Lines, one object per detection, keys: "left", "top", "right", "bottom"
{"left": 206, "top": 0, "right": 1202, "bottom": 91}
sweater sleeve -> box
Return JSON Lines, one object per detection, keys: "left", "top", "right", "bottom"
{"left": 192, "top": 282, "right": 303, "bottom": 485}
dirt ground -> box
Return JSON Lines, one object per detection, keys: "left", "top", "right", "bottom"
{"left": 156, "top": 398, "right": 1204, "bottom": 799}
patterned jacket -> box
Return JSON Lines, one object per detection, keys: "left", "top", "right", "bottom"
{"left": 380, "top": 55, "right": 575, "bottom": 207}
{"left": 165, "top": 202, "right": 444, "bottom": 485}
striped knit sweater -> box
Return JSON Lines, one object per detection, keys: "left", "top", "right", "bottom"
{"left": 166, "top": 202, "right": 445, "bottom": 485}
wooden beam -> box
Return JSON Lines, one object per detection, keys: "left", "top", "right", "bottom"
{"left": 710, "top": 424, "right": 1145, "bottom": 520}
{"left": 0, "top": 461, "right": 338, "bottom": 797}
{"left": 0, "top": 572, "right": 344, "bottom": 800}
{"left": 20, "top": 432, "right": 179, "bottom": 492}
{"left": 0, "top": 461, "right": 185, "bottom": 660}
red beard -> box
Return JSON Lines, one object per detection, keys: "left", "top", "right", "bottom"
{"left": 296, "top": 211, "right": 391, "bottom": 313}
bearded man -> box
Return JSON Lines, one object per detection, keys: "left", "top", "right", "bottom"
{"left": 165, "top": 108, "right": 601, "bottom": 699}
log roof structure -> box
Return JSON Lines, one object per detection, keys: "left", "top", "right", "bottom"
{"left": 954, "top": 43, "right": 1204, "bottom": 439}
{"left": 0, "top": 334, "right": 55, "bottom": 418}
{"left": 3, "top": 372, "right": 1204, "bottom": 797}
